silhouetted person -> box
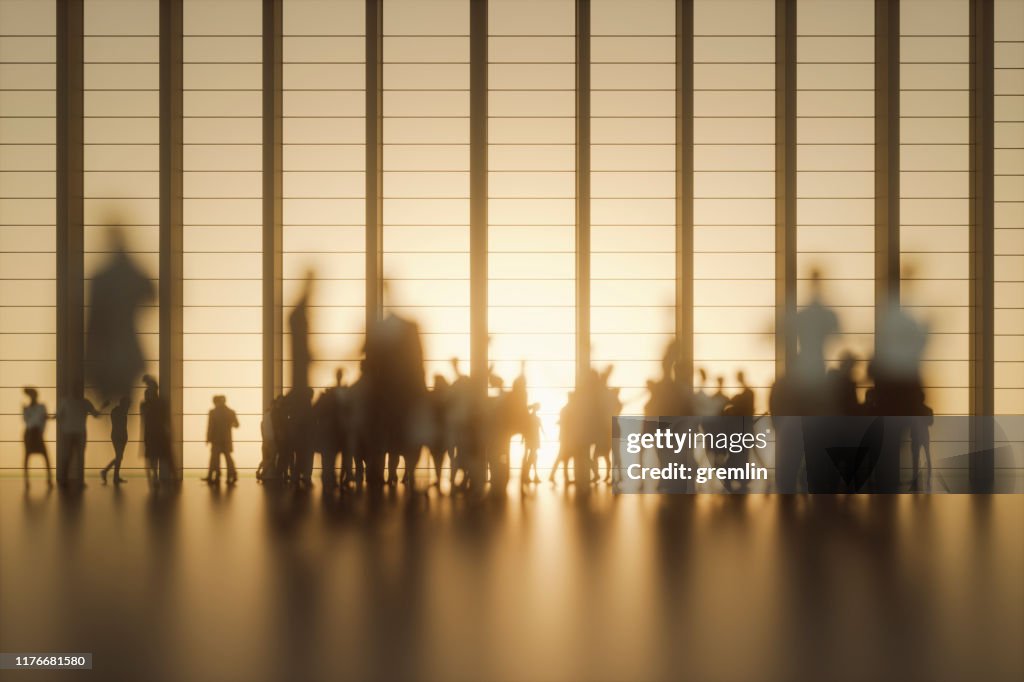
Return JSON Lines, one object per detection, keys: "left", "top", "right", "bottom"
{"left": 693, "top": 368, "right": 714, "bottom": 417}
{"left": 688, "top": 368, "right": 720, "bottom": 464}
{"left": 728, "top": 371, "right": 755, "bottom": 417}
{"left": 826, "top": 352, "right": 860, "bottom": 416}
{"left": 792, "top": 270, "right": 838, "bottom": 388}
{"left": 428, "top": 375, "right": 452, "bottom": 487}
{"left": 56, "top": 384, "right": 101, "bottom": 486}
{"left": 910, "top": 391, "right": 933, "bottom": 491}
{"left": 520, "top": 402, "right": 542, "bottom": 487}
{"left": 486, "top": 364, "right": 531, "bottom": 492}
{"left": 871, "top": 293, "right": 929, "bottom": 492}
{"left": 85, "top": 227, "right": 154, "bottom": 403}
{"left": 362, "top": 312, "right": 429, "bottom": 487}
{"left": 591, "top": 367, "right": 621, "bottom": 483}
{"left": 316, "top": 369, "right": 347, "bottom": 490}
{"left": 550, "top": 392, "right": 582, "bottom": 484}
{"left": 291, "top": 273, "right": 314, "bottom": 393}
{"left": 270, "top": 394, "right": 290, "bottom": 480}
{"left": 140, "top": 375, "right": 175, "bottom": 487}
{"left": 286, "top": 386, "right": 316, "bottom": 488}
{"left": 287, "top": 276, "right": 317, "bottom": 488}
{"left": 446, "top": 357, "right": 479, "bottom": 489}
{"left": 702, "top": 376, "right": 730, "bottom": 467}
{"left": 345, "top": 364, "right": 370, "bottom": 487}
{"left": 721, "top": 372, "right": 756, "bottom": 492}
{"left": 257, "top": 398, "right": 278, "bottom": 482}
{"left": 642, "top": 341, "right": 695, "bottom": 492}
{"left": 773, "top": 270, "right": 841, "bottom": 492}
{"left": 204, "top": 395, "right": 239, "bottom": 485}
{"left": 101, "top": 395, "right": 130, "bottom": 484}
{"left": 22, "top": 387, "right": 52, "bottom": 488}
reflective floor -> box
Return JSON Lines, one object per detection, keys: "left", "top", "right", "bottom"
{"left": 1, "top": 476, "right": 1022, "bottom": 682}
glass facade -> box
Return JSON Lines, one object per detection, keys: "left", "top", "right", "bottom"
{"left": 1, "top": 0, "right": 1021, "bottom": 471}
{"left": 1, "top": 0, "right": 56, "bottom": 466}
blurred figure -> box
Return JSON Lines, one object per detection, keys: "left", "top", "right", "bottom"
{"left": 446, "top": 358, "right": 481, "bottom": 490}
{"left": 204, "top": 395, "right": 239, "bottom": 486}
{"left": 56, "top": 384, "right": 101, "bottom": 487}
{"left": 520, "top": 402, "right": 542, "bottom": 487}
{"left": 642, "top": 341, "right": 695, "bottom": 492}
{"left": 428, "top": 375, "right": 452, "bottom": 487}
{"left": 791, "top": 270, "right": 838, "bottom": 388}
{"left": 550, "top": 392, "right": 582, "bottom": 484}
{"left": 591, "top": 367, "right": 622, "bottom": 483}
{"left": 486, "top": 364, "right": 530, "bottom": 493}
{"left": 870, "top": 293, "right": 929, "bottom": 492}
{"left": 345, "top": 363, "right": 370, "bottom": 487}
{"left": 720, "top": 372, "right": 756, "bottom": 492}
{"left": 362, "top": 312, "right": 430, "bottom": 488}
{"left": 100, "top": 395, "right": 130, "bottom": 485}
{"left": 771, "top": 270, "right": 841, "bottom": 493}
{"left": 85, "top": 227, "right": 154, "bottom": 403}
{"left": 708, "top": 376, "right": 728, "bottom": 417}
{"left": 140, "top": 375, "right": 175, "bottom": 487}
{"left": 826, "top": 351, "right": 861, "bottom": 416}
{"left": 315, "top": 369, "right": 348, "bottom": 490}
{"left": 703, "top": 376, "right": 731, "bottom": 469}
{"left": 910, "top": 390, "right": 934, "bottom": 491}
{"left": 257, "top": 397, "right": 279, "bottom": 483}
{"left": 286, "top": 386, "right": 316, "bottom": 488}
{"left": 728, "top": 371, "right": 755, "bottom": 417}
{"left": 287, "top": 275, "right": 316, "bottom": 488}
{"left": 22, "top": 387, "right": 52, "bottom": 488}
{"left": 693, "top": 368, "right": 713, "bottom": 416}
{"left": 291, "top": 272, "right": 314, "bottom": 393}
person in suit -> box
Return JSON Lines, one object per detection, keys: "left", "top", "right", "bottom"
{"left": 204, "top": 395, "right": 239, "bottom": 485}
{"left": 101, "top": 395, "right": 130, "bottom": 485}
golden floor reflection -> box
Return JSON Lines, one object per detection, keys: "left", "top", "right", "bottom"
{"left": 2, "top": 478, "right": 1022, "bottom": 682}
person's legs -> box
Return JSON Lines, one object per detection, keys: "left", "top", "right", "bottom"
{"left": 58, "top": 434, "right": 83, "bottom": 485}
{"left": 112, "top": 440, "right": 126, "bottom": 482}
{"left": 321, "top": 448, "right": 338, "bottom": 488}
{"left": 57, "top": 435, "right": 68, "bottom": 482}
{"left": 548, "top": 449, "right": 563, "bottom": 482}
{"left": 386, "top": 451, "right": 399, "bottom": 485}
{"left": 910, "top": 437, "right": 921, "bottom": 489}
{"left": 204, "top": 447, "right": 220, "bottom": 482}
{"left": 42, "top": 450, "right": 53, "bottom": 486}
{"left": 225, "top": 450, "right": 237, "bottom": 484}
{"left": 341, "top": 447, "right": 353, "bottom": 485}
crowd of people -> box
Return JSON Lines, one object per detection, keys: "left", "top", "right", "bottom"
{"left": 17, "top": 238, "right": 937, "bottom": 495}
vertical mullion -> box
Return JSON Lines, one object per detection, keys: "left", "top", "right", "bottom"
{"left": 262, "top": 0, "right": 283, "bottom": 409}
{"left": 470, "top": 0, "right": 488, "bottom": 386}
{"left": 56, "top": 0, "right": 84, "bottom": 480}
{"left": 875, "top": 0, "right": 900, "bottom": 342}
{"left": 969, "top": 0, "right": 994, "bottom": 486}
{"left": 676, "top": 0, "right": 694, "bottom": 391}
{"left": 366, "top": 0, "right": 383, "bottom": 327}
{"left": 160, "top": 0, "right": 184, "bottom": 477}
{"left": 575, "top": 0, "right": 591, "bottom": 384}
{"left": 775, "top": 0, "right": 796, "bottom": 375}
